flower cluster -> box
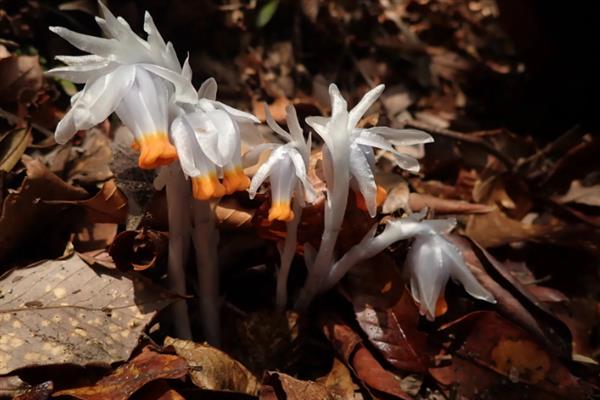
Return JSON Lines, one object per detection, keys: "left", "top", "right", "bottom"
{"left": 50, "top": 2, "right": 494, "bottom": 331}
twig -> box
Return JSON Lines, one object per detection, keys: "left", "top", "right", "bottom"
{"left": 404, "top": 119, "right": 514, "bottom": 169}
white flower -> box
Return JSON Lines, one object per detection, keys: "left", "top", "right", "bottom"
{"left": 327, "top": 212, "right": 495, "bottom": 319}
{"left": 170, "top": 78, "right": 259, "bottom": 200}
{"left": 307, "top": 84, "right": 433, "bottom": 217}
{"left": 246, "top": 104, "right": 316, "bottom": 222}
{"left": 47, "top": 2, "right": 197, "bottom": 169}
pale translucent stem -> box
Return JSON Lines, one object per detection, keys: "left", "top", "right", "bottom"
{"left": 295, "top": 180, "right": 349, "bottom": 310}
{"left": 276, "top": 201, "right": 302, "bottom": 311}
{"left": 325, "top": 225, "right": 398, "bottom": 290}
{"left": 165, "top": 163, "right": 192, "bottom": 339}
{"left": 191, "top": 199, "right": 220, "bottom": 346}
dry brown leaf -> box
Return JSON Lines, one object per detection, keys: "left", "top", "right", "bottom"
{"left": 0, "top": 54, "right": 43, "bottom": 104}
{"left": 12, "top": 381, "right": 53, "bottom": 400}
{"left": 53, "top": 346, "right": 188, "bottom": 400}
{"left": 318, "top": 358, "right": 359, "bottom": 400}
{"left": 0, "top": 127, "right": 31, "bottom": 172}
{"left": 0, "top": 156, "right": 88, "bottom": 263}
{"left": 408, "top": 192, "right": 495, "bottom": 214}
{"left": 0, "top": 255, "right": 177, "bottom": 374}
{"left": 215, "top": 199, "right": 255, "bottom": 230}
{"left": 260, "top": 371, "right": 334, "bottom": 400}
{"left": 108, "top": 229, "right": 168, "bottom": 271}
{"left": 67, "top": 130, "right": 114, "bottom": 184}
{"left": 554, "top": 180, "right": 600, "bottom": 207}
{"left": 165, "top": 336, "right": 259, "bottom": 395}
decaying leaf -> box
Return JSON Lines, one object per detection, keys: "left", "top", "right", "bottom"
{"left": 108, "top": 229, "right": 168, "bottom": 271}
{"left": 430, "top": 312, "right": 592, "bottom": 399}
{"left": 260, "top": 371, "right": 334, "bottom": 400}
{"left": 165, "top": 336, "right": 260, "bottom": 395}
{"left": 0, "top": 255, "right": 177, "bottom": 374}
{"left": 318, "top": 358, "right": 360, "bottom": 400}
{"left": 321, "top": 315, "right": 414, "bottom": 400}
{"left": 344, "top": 254, "right": 431, "bottom": 373}
{"left": 0, "top": 54, "right": 43, "bottom": 104}
{"left": 0, "top": 156, "right": 88, "bottom": 263}
{"left": 53, "top": 346, "right": 188, "bottom": 400}
{"left": 0, "top": 127, "right": 31, "bottom": 172}
{"left": 408, "top": 192, "right": 495, "bottom": 214}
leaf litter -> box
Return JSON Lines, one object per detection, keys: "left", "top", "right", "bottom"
{"left": 1, "top": 1, "right": 599, "bottom": 399}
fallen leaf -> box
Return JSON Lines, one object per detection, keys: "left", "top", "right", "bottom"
{"left": 318, "top": 358, "right": 358, "bottom": 400}
{"left": 0, "top": 54, "right": 43, "bottom": 104}
{"left": 321, "top": 315, "right": 414, "bottom": 400}
{"left": 0, "top": 156, "right": 88, "bottom": 263}
{"left": 430, "top": 312, "right": 592, "bottom": 399}
{"left": 12, "top": 381, "right": 53, "bottom": 400}
{"left": 260, "top": 371, "right": 333, "bottom": 400}
{"left": 215, "top": 198, "right": 255, "bottom": 230}
{"left": 554, "top": 180, "right": 600, "bottom": 207}
{"left": 0, "top": 255, "right": 177, "bottom": 374}
{"left": 0, "top": 127, "right": 31, "bottom": 172}
{"left": 108, "top": 230, "right": 168, "bottom": 271}
{"left": 0, "top": 375, "right": 31, "bottom": 398}
{"left": 165, "top": 336, "right": 260, "bottom": 395}
{"left": 408, "top": 192, "right": 495, "bottom": 214}
{"left": 133, "top": 380, "right": 186, "bottom": 400}
{"left": 53, "top": 346, "right": 188, "bottom": 400}
{"left": 67, "top": 130, "right": 114, "bottom": 184}
{"left": 343, "top": 255, "right": 431, "bottom": 373}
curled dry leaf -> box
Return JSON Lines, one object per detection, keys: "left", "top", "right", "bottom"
{"left": 318, "top": 358, "right": 359, "bottom": 400}
{"left": 430, "top": 312, "right": 592, "bottom": 399}
{"left": 321, "top": 314, "right": 414, "bottom": 400}
{"left": 0, "top": 255, "right": 177, "bottom": 374}
{"left": 343, "top": 254, "right": 431, "bottom": 373}
{"left": 260, "top": 371, "right": 334, "bottom": 400}
{"left": 0, "top": 156, "right": 88, "bottom": 263}
{"left": 108, "top": 229, "right": 168, "bottom": 271}
{"left": 53, "top": 346, "right": 188, "bottom": 400}
{"left": 215, "top": 199, "right": 255, "bottom": 230}
{"left": 0, "top": 127, "right": 31, "bottom": 173}
{"left": 164, "top": 336, "right": 260, "bottom": 395}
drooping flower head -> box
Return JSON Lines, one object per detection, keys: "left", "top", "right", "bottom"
{"left": 307, "top": 84, "right": 433, "bottom": 216}
{"left": 171, "top": 78, "right": 259, "bottom": 200}
{"left": 47, "top": 2, "right": 197, "bottom": 169}
{"left": 246, "top": 104, "right": 316, "bottom": 222}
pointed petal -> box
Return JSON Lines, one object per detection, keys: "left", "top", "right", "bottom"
{"left": 248, "top": 148, "right": 283, "bottom": 198}
{"left": 264, "top": 103, "right": 292, "bottom": 141}
{"left": 46, "top": 61, "right": 116, "bottom": 83}
{"left": 139, "top": 63, "right": 197, "bottom": 103}
{"left": 364, "top": 127, "right": 433, "bottom": 145}
{"left": 216, "top": 101, "right": 260, "bottom": 123}
{"left": 198, "top": 77, "right": 218, "bottom": 101}
{"left": 288, "top": 147, "right": 316, "bottom": 203}
{"left": 49, "top": 26, "right": 118, "bottom": 58}
{"left": 143, "top": 11, "right": 167, "bottom": 49}
{"left": 349, "top": 143, "right": 377, "bottom": 217}
{"left": 242, "top": 142, "right": 279, "bottom": 167}
{"left": 285, "top": 104, "right": 304, "bottom": 144}
{"left": 355, "top": 131, "right": 421, "bottom": 173}
{"left": 181, "top": 55, "right": 193, "bottom": 82}
{"left": 348, "top": 84, "right": 385, "bottom": 128}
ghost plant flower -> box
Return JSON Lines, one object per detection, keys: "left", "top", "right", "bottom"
{"left": 171, "top": 78, "right": 259, "bottom": 200}
{"left": 47, "top": 2, "right": 197, "bottom": 169}
{"left": 244, "top": 104, "right": 315, "bottom": 309}
{"left": 326, "top": 212, "right": 496, "bottom": 319}
{"left": 247, "top": 104, "right": 316, "bottom": 222}
{"left": 296, "top": 84, "right": 432, "bottom": 309}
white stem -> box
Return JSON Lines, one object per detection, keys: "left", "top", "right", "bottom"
{"left": 276, "top": 201, "right": 302, "bottom": 311}
{"left": 191, "top": 199, "right": 220, "bottom": 346}
{"left": 165, "top": 163, "right": 192, "bottom": 339}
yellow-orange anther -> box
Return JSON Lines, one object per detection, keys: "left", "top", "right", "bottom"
{"left": 134, "top": 132, "right": 178, "bottom": 169}
{"left": 268, "top": 201, "right": 294, "bottom": 222}
{"left": 191, "top": 174, "right": 226, "bottom": 200}
{"left": 222, "top": 166, "right": 251, "bottom": 195}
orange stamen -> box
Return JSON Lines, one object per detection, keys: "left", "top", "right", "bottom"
{"left": 134, "top": 132, "right": 178, "bottom": 169}
{"left": 268, "top": 201, "right": 294, "bottom": 222}
{"left": 191, "top": 174, "right": 226, "bottom": 201}
{"left": 355, "top": 185, "right": 387, "bottom": 212}
{"left": 222, "top": 166, "right": 251, "bottom": 195}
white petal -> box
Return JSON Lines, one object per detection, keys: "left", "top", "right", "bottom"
{"left": 198, "top": 77, "right": 218, "bottom": 101}
{"left": 56, "top": 65, "right": 135, "bottom": 143}
{"left": 181, "top": 55, "right": 193, "bottom": 82}
{"left": 305, "top": 116, "right": 334, "bottom": 153}
{"left": 270, "top": 157, "right": 296, "bottom": 205}
{"left": 286, "top": 104, "right": 304, "bottom": 144}
{"left": 143, "top": 11, "right": 167, "bottom": 49}
{"left": 139, "top": 63, "right": 197, "bottom": 103}
{"left": 348, "top": 84, "right": 385, "bottom": 129}
{"left": 349, "top": 143, "right": 377, "bottom": 217}
{"left": 248, "top": 148, "right": 285, "bottom": 198}
{"left": 171, "top": 117, "right": 202, "bottom": 177}
{"left": 46, "top": 61, "right": 116, "bottom": 83}
{"left": 355, "top": 131, "right": 420, "bottom": 173}
{"left": 264, "top": 103, "right": 292, "bottom": 142}
{"left": 54, "top": 54, "right": 106, "bottom": 66}
{"left": 364, "top": 127, "right": 433, "bottom": 145}
{"left": 288, "top": 147, "right": 316, "bottom": 203}
{"left": 424, "top": 218, "right": 456, "bottom": 234}
{"left": 49, "top": 26, "right": 118, "bottom": 58}
{"left": 242, "top": 143, "right": 279, "bottom": 167}
{"left": 215, "top": 101, "right": 260, "bottom": 123}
